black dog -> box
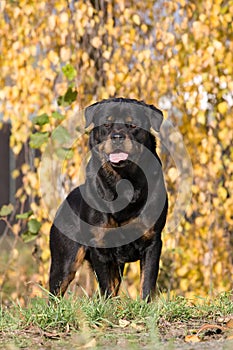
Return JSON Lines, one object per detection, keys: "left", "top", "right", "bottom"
{"left": 49, "top": 98, "right": 168, "bottom": 300}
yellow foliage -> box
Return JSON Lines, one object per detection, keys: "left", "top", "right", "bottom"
{"left": 217, "top": 101, "right": 228, "bottom": 114}
{"left": 0, "top": 0, "right": 232, "bottom": 301}
{"left": 132, "top": 14, "right": 141, "bottom": 26}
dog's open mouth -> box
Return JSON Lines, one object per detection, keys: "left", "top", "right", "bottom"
{"left": 108, "top": 151, "right": 129, "bottom": 164}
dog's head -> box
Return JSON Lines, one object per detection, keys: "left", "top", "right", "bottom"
{"left": 85, "top": 98, "right": 163, "bottom": 168}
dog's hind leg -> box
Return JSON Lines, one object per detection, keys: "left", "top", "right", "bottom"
{"left": 91, "top": 259, "right": 125, "bottom": 297}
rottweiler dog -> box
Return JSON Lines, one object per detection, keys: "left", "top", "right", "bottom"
{"left": 49, "top": 98, "right": 168, "bottom": 300}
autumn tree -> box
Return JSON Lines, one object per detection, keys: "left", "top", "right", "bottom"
{"left": 0, "top": 0, "right": 232, "bottom": 299}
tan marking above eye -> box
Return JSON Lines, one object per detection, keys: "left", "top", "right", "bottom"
{"left": 106, "top": 115, "right": 114, "bottom": 122}
{"left": 125, "top": 116, "right": 133, "bottom": 123}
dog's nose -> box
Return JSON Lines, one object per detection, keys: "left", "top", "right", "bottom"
{"left": 111, "top": 132, "right": 126, "bottom": 144}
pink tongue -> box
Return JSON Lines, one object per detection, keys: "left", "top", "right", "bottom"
{"left": 109, "top": 152, "right": 128, "bottom": 163}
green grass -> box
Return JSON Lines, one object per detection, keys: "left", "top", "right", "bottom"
{"left": 0, "top": 291, "right": 232, "bottom": 349}
{"left": 1, "top": 291, "right": 232, "bottom": 332}
{"left": 0, "top": 293, "right": 157, "bottom": 332}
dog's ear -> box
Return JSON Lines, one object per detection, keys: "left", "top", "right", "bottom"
{"left": 85, "top": 103, "right": 100, "bottom": 128}
{"left": 146, "top": 106, "right": 164, "bottom": 132}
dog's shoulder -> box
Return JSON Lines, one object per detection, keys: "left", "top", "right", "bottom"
{"left": 55, "top": 185, "right": 84, "bottom": 221}
{"left": 66, "top": 185, "right": 84, "bottom": 207}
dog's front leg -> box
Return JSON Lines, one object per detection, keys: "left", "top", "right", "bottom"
{"left": 140, "top": 237, "right": 162, "bottom": 301}
{"left": 49, "top": 226, "right": 86, "bottom": 296}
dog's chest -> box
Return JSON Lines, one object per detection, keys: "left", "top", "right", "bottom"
{"left": 90, "top": 236, "right": 152, "bottom": 264}
{"left": 89, "top": 216, "right": 155, "bottom": 252}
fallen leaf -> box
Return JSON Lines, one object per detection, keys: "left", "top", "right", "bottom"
{"left": 131, "top": 322, "right": 145, "bottom": 331}
{"left": 185, "top": 335, "right": 201, "bottom": 343}
{"left": 226, "top": 319, "right": 233, "bottom": 329}
{"left": 216, "top": 316, "right": 232, "bottom": 323}
{"left": 196, "top": 323, "right": 227, "bottom": 335}
{"left": 66, "top": 323, "right": 70, "bottom": 334}
{"left": 77, "top": 338, "right": 96, "bottom": 349}
{"left": 119, "top": 319, "right": 130, "bottom": 328}
{"left": 43, "top": 331, "right": 63, "bottom": 339}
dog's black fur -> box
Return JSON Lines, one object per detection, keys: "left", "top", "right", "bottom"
{"left": 49, "top": 98, "right": 168, "bottom": 300}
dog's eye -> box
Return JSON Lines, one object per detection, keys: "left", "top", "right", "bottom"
{"left": 104, "top": 123, "right": 112, "bottom": 128}
{"left": 129, "top": 124, "right": 137, "bottom": 129}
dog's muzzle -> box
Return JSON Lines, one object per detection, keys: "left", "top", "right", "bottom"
{"left": 111, "top": 132, "right": 126, "bottom": 145}
{"left": 108, "top": 132, "right": 129, "bottom": 164}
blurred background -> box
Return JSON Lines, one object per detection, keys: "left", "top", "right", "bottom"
{"left": 0, "top": 0, "right": 232, "bottom": 303}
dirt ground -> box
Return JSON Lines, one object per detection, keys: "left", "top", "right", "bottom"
{"left": 1, "top": 317, "right": 233, "bottom": 350}
{"left": 158, "top": 317, "right": 233, "bottom": 350}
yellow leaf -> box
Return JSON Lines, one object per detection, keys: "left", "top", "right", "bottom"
{"left": 109, "top": 85, "right": 116, "bottom": 96}
{"left": 82, "top": 52, "right": 89, "bottom": 62}
{"left": 12, "top": 169, "right": 20, "bottom": 179}
{"left": 91, "top": 36, "right": 102, "bottom": 49}
{"left": 41, "top": 249, "right": 50, "bottom": 262}
{"left": 103, "top": 62, "right": 109, "bottom": 71}
{"left": 199, "top": 153, "right": 208, "bottom": 164}
{"left": 167, "top": 167, "right": 179, "bottom": 182}
{"left": 177, "top": 265, "right": 189, "bottom": 277}
{"left": 48, "top": 15, "right": 56, "bottom": 30}
{"left": 181, "top": 33, "right": 188, "bottom": 48}
{"left": 21, "top": 163, "right": 30, "bottom": 174}
{"left": 164, "top": 32, "right": 174, "bottom": 45}
{"left": 48, "top": 50, "right": 59, "bottom": 64}
{"left": 217, "top": 187, "right": 228, "bottom": 200}
{"left": 12, "top": 249, "right": 19, "bottom": 260}
{"left": 132, "top": 14, "right": 140, "bottom": 25}
{"left": 228, "top": 81, "right": 233, "bottom": 91}
{"left": 199, "top": 14, "right": 206, "bottom": 22}
{"left": 179, "top": 0, "right": 186, "bottom": 6}
{"left": 214, "top": 261, "right": 222, "bottom": 275}
{"left": 60, "top": 47, "right": 71, "bottom": 61}
{"left": 0, "top": 1, "right": 6, "bottom": 11}
{"left": 217, "top": 101, "right": 228, "bottom": 114}
{"left": 87, "top": 6, "right": 94, "bottom": 17}
{"left": 213, "top": 39, "right": 222, "bottom": 50}
{"left": 60, "top": 12, "right": 69, "bottom": 24}
{"left": 102, "top": 50, "right": 111, "bottom": 60}
{"left": 141, "top": 24, "right": 148, "bottom": 33}
{"left": 156, "top": 42, "right": 164, "bottom": 51}
{"left": 12, "top": 143, "right": 23, "bottom": 155}
{"left": 197, "top": 111, "right": 206, "bottom": 125}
